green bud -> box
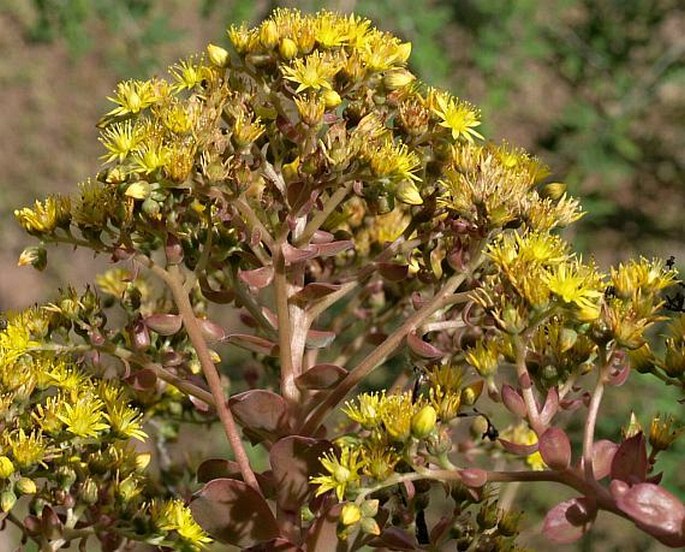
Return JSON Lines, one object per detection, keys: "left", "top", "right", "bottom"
{"left": 16, "top": 477, "right": 37, "bottom": 495}
{"left": 80, "top": 478, "right": 99, "bottom": 505}
{"left": 1, "top": 489, "right": 17, "bottom": 513}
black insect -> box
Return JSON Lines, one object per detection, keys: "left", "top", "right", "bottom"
{"left": 458, "top": 408, "right": 499, "bottom": 441}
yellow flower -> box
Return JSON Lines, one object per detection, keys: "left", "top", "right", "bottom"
{"left": 343, "top": 392, "right": 384, "bottom": 429}
{"left": 104, "top": 79, "right": 159, "bottom": 119}
{"left": 281, "top": 51, "right": 339, "bottom": 93}
{"left": 379, "top": 392, "right": 415, "bottom": 442}
{"left": 465, "top": 341, "right": 500, "bottom": 378}
{"left": 99, "top": 120, "right": 143, "bottom": 164}
{"left": 9, "top": 429, "right": 46, "bottom": 469}
{"left": 57, "top": 393, "right": 110, "bottom": 438}
{"left": 546, "top": 259, "right": 604, "bottom": 319}
{"left": 431, "top": 91, "right": 484, "bottom": 143}
{"left": 152, "top": 499, "right": 212, "bottom": 549}
{"left": 14, "top": 196, "right": 71, "bottom": 235}
{"left": 105, "top": 402, "right": 148, "bottom": 441}
{"left": 311, "top": 447, "right": 364, "bottom": 501}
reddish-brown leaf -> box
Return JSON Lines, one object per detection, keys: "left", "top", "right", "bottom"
{"left": 542, "top": 498, "right": 596, "bottom": 544}
{"left": 611, "top": 432, "right": 648, "bottom": 483}
{"left": 239, "top": 266, "right": 274, "bottom": 289}
{"left": 406, "top": 332, "right": 445, "bottom": 360}
{"left": 498, "top": 438, "right": 539, "bottom": 456}
{"left": 229, "top": 390, "right": 289, "bottom": 441}
{"left": 616, "top": 483, "right": 685, "bottom": 547}
{"left": 305, "top": 329, "right": 337, "bottom": 349}
{"left": 225, "top": 333, "right": 279, "bottom": 356}
{"left": 189, "top": 479, "right": 279, "bottom": 547}
{"left": 270, "top": 436, "right": 331, "bottom": 512}
{"left": 501, "top": 385, "right": 527, "bottom": 418}
{"left": 538, "top": 427, "right": 572, "bottom": 471}
{"left": 295, "top": 364, "right": 347, "bottom": 390}
{"left": 144, "top": 313, "right": 183, "bottom": 336}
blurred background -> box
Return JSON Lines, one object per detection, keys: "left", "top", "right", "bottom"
{"left": 0, "top": 1, "right": 683, "bottom": 550}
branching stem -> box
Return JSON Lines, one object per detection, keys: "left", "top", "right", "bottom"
{"left": 136, "top": 256, "right": 260, "bottom": 494}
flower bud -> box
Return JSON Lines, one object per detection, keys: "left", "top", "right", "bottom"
{"left": 396, "top": 180, "right": 423, "bottom": 206}
{"left": 322, "top": 89, "right": 342, "bottom": 109}
{"left": 384, "top": 69, "right": 415, "bottom": 90}
{"left": 360, "top": 499, "right": 379, "bottom": 518}
{"left": 497, "top": 509, "right": 523, "bottom": 537}
{"left": 477, "top": 502, "right": 499, "bottom": 530}
{"left": 461, "top": 380, "right": 484, "bottom": 406}
{"left": 340, "top": 503, "right": 362, "bottom": 526}
{"left": 360, "top": 517, "right": 381, "bottom": 536}
{"left": 124, "top": 181, "right": 151, "bottom": 200}
{"left": 16, "top": 477, "right": 37, "bottom": 495}
{"left": 0, "top": 456, "right": 15, "bottom": 479}
{"left": 279, "top": 38, "right": 298, "bottom": 60}
{"left": 1, "top": 489, "right": 17, "bottom": 512}
{"left": 80, "top": 478, "right": 99, "bottom": 505}
{"left": 411, "top": 405, "right": 438, "bottom": 439}
{"left": 56, "top": 466, "right": 77, "bottom": 490}
{"left": 18, "top": 246, "right": 47, "bottom": 271}
{"left": 207, "top": 43, "right": 229, "bottom": 67}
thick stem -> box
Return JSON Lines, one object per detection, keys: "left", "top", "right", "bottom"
{"left": 273, "top": 242, "right": 301, "bottom": 415}
{"left": 583, "top": 359, "right": 608, "bottom": 483}
{"left": 513, "top": 334, "right": 544, "bottom": 435}
{"left": 137, "top": 257, "right": 261, "bottom": 494}
{"left": 301, "top": 270, "right": 470, "bottom": 434}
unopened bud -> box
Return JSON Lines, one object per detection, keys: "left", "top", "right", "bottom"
{"left": 411, "top": 405, "right": 438, "bottom": 439}
{"left": 16, "top": 477, "right": 37, "bottom": 495}
{"left": 360, "top": 516, "right": 381, "bottom": 536}
{"left": 384, "top": 69, "right": 415, "bottom": 90}
{"left": 207, "top": 43, "right": 229, "bottom": 67}
{"left": 1, "top": 489, "right": 17, "bottom": 513}
{"left": 340, "top": 503, "right": 362, "bottom": 526}
{"left": 124, "top": 181, "right": 151, "bottom": 200}
{"left": 80, "top": 478, "right": 99, "bottom": 505}
{"left": 0, "top": 456, "right": 15, "bottom": 479}
{"left": 322, "top": 89, "right": 342, "bottom": 109}
{"left": 540, "top": 182, "right": 567, "bottom": 200}
{"left": 396, "top": 180, "right": 423, "bottom": 205}
{"left": 279, "top": 38, "right": 298, "bottom": 60}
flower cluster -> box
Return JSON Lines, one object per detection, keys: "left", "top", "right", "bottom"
{"left": 0, "top": 308, "right": 209, "bottom": 550}
{"left": 12, "top": 7, "right": 684, "bottom": 551}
